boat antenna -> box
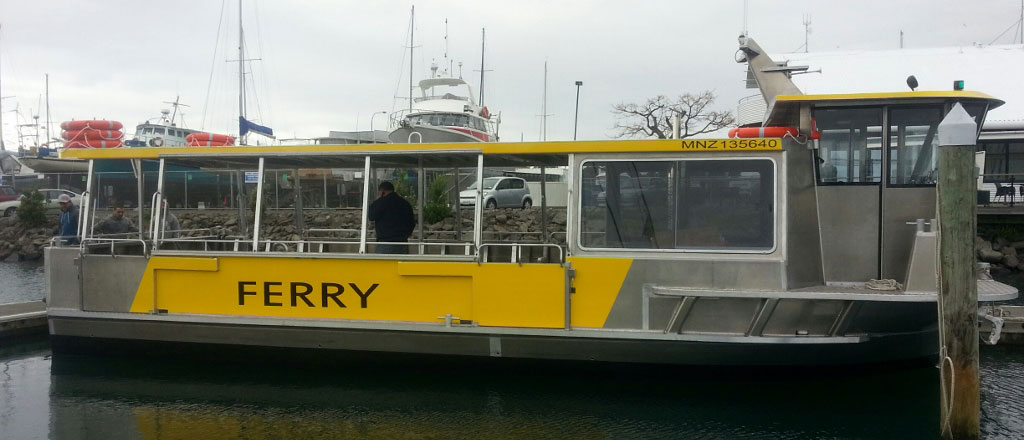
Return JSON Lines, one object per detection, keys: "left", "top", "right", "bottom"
{"left": 540, "top": 60, "right": 550, "bottom": 141}
{"left": 802, "top": 14, "right": 812, "bottom": 53}
{"left": 163, "top": 95, "right": 191, "bottom": 126}
{"left": 444, "top": 18, "right": 450, "bottom": 75}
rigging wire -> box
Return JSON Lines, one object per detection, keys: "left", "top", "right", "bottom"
{"left": 201, "top": 0, "right": 228, "bottom": 131}
{"left": 987, "top": 17, "right": 1023, "bottom": 45}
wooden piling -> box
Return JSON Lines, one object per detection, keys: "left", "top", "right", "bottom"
{"left": 936, "top": 103, "right": 980, "bottom": 440}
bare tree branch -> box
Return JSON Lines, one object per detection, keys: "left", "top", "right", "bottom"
{"left": 611, "top": 91, "right": 735, "bottom": 139}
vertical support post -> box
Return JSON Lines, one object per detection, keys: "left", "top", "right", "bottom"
{"left": 135, "top": 159, "right": 144, "bottom": 240}
{"left": 79, "top": 160, "right": 95, "bottom": 242}
{"left": 322, "top": 172, "right": 328, "bottom": 208}
{"left": 274, "top": 170, "right": 279, "bottom": 209}
{"left": 454, "top": 167, "right": 462, "bottom": 241}
{"left": 417, "top": 157, "right": 425, "bottom": 253}
{"left": 565, "top": 154, "right": 575, "bottom": 257}
{"left": 936, "top": 103, "right": 979, "bottom": 440}
{"left": 293, "top": 169, "right": 304, "bottom": 233}
{"left": 229, "top": 171, "right": 235, "bottom": 209}
{"left": 252, "top": 157, "right": 265, "bottom": 251}
{"left": 540, "top": 166, "right": 548, "bottom": 242}
{"left": 473, "top": 154, "right": 484, "bottom": 251}
{"left": 152, "top": 159, "right": 165, "bottom": 245}
{"left": 359, "top": 156, "right": 371, "bottom": 254}
{"left": 184, "top": 171, "right": 189, "bottom": 209}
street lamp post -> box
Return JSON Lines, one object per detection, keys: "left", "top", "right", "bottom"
{"left": 573, "top": 81, "right": 583, "bottom": 140}
{"left": 369, "top": 111, "right": 387, "bottom": 143}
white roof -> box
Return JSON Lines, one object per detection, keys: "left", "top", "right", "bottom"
{"left": 773, "top": 44, "right": 1024, "bottom": 126}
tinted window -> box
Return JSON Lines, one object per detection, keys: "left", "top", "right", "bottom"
{"left": 888, "top": 106, "right": 943, "bottom": 185}
{"left": 496, "top": 179, "right": 511, "bottom": 190}
{"left": 580, "top": 159, "right": 775, "bottom": 252}
{"left": 511, "top": 179, "right": 525, "bottom": 189}
{"left": 814, "top": 108, "right": 883, "bottom": 183}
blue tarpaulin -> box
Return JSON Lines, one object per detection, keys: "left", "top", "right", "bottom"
{"left": 239, "top": 116, "right": 274, "bottom": 138}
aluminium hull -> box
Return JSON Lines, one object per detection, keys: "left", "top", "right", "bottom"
{"left": 46, "top": 311, "right": 940, "bottom": 366}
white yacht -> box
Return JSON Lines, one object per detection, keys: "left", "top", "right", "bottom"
{"left": 127, "top": 109, "right": 202, "bottom": 148}
{"left": 388, "top": 67, "right": 497, "bottom": 144}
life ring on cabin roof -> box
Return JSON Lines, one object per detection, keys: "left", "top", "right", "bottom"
{"left": 728, "top": 126, "right": 799, "bottom": 139}
{"left": 149, "top": 137, "right": 164, "bottom": 147}
{"left": 60, "top": 120, "right": 124, "bottom": 131}
{"left": 480, "top": 106, "right": 490, "bottom": 119}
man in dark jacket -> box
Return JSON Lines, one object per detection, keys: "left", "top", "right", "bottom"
{"left": 367, "top": 181, "right": 416, "bottom": 254}
{"left": 57, "top": 194, "right": 79, "bottom": 245}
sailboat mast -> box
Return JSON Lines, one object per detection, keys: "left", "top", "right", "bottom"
{"left": 45, "top": 74, "right": 50, "bottom": 147}
{"left": 542, "top": 61, "right": 547, "bottom": 141}
{"left": 238, "top": 0, "right": 246, "bottom": 145}
{"left": 0, "top": 23, "right": 4, "bottom": 152}
{"left": 479, "top": 28, "right": 485, "bottom": 106}
{"left": 405, "top": 5, "right": 409, "bottom": 111}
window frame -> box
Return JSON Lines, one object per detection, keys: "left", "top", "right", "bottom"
{"left": 812, "top": 106, "right": 885, "bottom": 187}
{"left": 885, "top": 105, "right": 945, "bottom": 188}
{"left": 576, "top": 156, "right": 779, "bottom": 255}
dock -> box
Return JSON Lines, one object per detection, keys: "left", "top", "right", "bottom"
{"left": 982, "top": 305, "right": 1024, "bottom": 345}
{"left": 0, "top": 301, "right": 48, "bottom": 340}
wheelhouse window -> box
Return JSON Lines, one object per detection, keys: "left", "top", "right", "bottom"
{"left": 888, "top": 106, "right": 943, "bottom": 185}
{"left": 580, "top": 159, "right": 775, "bottom": 252}
{"left": 814, "top": 108, "right": 883, "bottom": 184}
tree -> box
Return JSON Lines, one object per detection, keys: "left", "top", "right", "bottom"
{"left": 17, "top": 189, "right": 47, "bottom": 228}
{"left": 611, "top": 91, "right": 735, "bottom": 139}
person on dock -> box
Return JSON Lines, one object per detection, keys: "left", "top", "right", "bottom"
{"left": 56, "top": 193, "right": 79, "bottom": 245}
{"left": 368, "top": 181, "right": 415, "bottom": 254}
{"left": 95, "top": 204, "right": 137, "bottom": 235}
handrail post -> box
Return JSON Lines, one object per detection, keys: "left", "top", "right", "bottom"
{"left": 359, "top": 155, "right": 371, "bottom": 254}
{"left": 252, "top": 157, "right": 265, "bottom": 251}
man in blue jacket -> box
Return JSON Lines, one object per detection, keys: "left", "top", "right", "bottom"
{"left": 57, "top": 194, "right": 79, "bottom": 245}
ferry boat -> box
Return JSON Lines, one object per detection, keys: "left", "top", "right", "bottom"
{"left": 388, "top": 67, "right": 496, "bottom": 144}
{"left": 45, "top": 42, "right": 1017, "bottom": 367}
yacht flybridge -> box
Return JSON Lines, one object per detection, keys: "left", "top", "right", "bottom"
{"left": 43, "top": 38, "right": 1017, "bottom": 366}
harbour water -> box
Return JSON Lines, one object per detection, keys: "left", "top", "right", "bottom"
{"left": 1, "top": 265, "right": 1023, "bottom": 439}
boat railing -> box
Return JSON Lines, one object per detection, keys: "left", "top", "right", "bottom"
{"left": 79, "top": 237, "right": 149, "bottom": 257}
{"left": 477, "top": 243, "right": 564, "bottom": 265}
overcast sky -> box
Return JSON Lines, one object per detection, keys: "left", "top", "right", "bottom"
{"left": 0, "top": 0, "right": 1021, "bottom": 148}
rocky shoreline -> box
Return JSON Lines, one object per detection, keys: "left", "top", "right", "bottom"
{"left": 0, "top": 207, "right": 569, "bottom": 261}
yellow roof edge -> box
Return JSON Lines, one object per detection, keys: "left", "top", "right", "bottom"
{"left": 59, "top": 138, "right": 785, "bottom": 160}
{"left": 775, "top": 90, "right": 1003, "bottom": 107}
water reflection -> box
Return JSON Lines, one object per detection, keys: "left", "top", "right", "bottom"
{"left": 0, "top": 260, "right": 45, "bottom": 304}
{"left": 44, "top": 353, "right": 943, "bottom": 440}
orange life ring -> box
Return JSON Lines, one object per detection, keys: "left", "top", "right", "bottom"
{"left": 186, "top": 133, "right": 235, "bottom": 144}
{"left": 61, "top": 129, "right": 123, "bottom": 141}
{"left": 60, "top": 120, "right": 123, "bottom": 131}
{"left": 64, "top": 139, "right": 123, "bottom": 149}
{"left": 728, "top": 126, "right": 799, "bottom": 139}
{"left": 480, "top": 106, "right": 490, "bottom": 119}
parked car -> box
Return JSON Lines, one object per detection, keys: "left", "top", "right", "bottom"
{"left": 0, "top": 186, "right": 18, "bottom": 203}
{"left": 0, "top": 189, "right": 81, "bottom": 217}
{"left": 459, "top": 177, "right": 532, "bottom": 209}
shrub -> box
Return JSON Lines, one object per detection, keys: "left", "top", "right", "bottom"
{"left": 423, "top": 175, "right": 452, "bottom": 224}
{"left": 17, "top": 189, "right": 47, "bottom": 227}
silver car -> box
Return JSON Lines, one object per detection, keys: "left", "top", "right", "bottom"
{"left": 460, "top": 177, "right": 533, "bottom": 209}
{"left": 0, "top": 189, "right": 81, "bottom": 217}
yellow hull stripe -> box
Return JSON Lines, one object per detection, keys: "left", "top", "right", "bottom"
{"left": 128, "top": 256, "right": 633, "bottom": 329}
